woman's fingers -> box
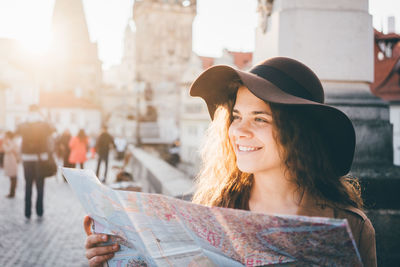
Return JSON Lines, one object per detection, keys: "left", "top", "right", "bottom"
{"left": 88, "top": 253, "right": 115, "bottom": 267}
{"left": 85, "top": 234, "right": 108, "bottom": 249}
{"left": 85, "top": 234, "right": 119, "bottom": 267}
{"left": 85, "top": 241, "right": 119, "bottom": 259}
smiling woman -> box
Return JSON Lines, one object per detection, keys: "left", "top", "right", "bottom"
{"left": 186, "top": 57, "right": 377, "bottom": 266}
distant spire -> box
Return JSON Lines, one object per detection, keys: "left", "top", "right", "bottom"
{"left": 51, "top": 0, "right": 91, "bottom": 49}
{"left": 47, "top": 0, "right": 102, "bottom": 94}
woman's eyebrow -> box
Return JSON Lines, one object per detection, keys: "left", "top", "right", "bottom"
{"left": 232, "top": 109, "right": 271, "bottom": 116}
{"left": 252, "top": 111, "right": 272, "bottom": 116}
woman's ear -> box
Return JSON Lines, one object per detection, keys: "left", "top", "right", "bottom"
{"left": 83, "top": 215, "right": 93, "bottom": 236}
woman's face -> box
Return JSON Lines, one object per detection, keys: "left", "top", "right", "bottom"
{"left": 228, "top": 86, "right": 282, "bottom": 174}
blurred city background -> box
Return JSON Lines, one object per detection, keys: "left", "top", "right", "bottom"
{"left": 0, "top": 0, "right": 399, "bottom": 266}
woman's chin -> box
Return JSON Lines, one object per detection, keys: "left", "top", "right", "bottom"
{"left": 237, "top": 163, "right": 259, "bottom": 174}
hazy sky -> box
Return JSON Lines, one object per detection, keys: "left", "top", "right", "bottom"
{"left": 0, "top": 0, "right": 398, "bottom": 68}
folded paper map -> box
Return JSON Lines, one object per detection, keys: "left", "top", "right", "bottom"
{"left": 62, "top": 168, "right": 362, "bottom": 267}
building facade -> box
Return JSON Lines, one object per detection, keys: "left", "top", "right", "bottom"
{"left": 0, "top": 39, "right": 39, "bottom": 131}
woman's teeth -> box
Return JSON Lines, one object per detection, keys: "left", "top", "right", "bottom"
{"left": 238, "top": 145, "right": 261, "bottom": 152}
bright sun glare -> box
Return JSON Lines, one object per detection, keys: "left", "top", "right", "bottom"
{"left": 17, "top": 33, "right": 51, "bottom": 55}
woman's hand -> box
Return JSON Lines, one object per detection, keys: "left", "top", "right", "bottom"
{"left": 83, "top": 215, "right": 119, "bottom": 267}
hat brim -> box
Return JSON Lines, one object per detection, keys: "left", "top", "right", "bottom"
{"left": 189, "top": 65, "right": 355, "bottom": 176}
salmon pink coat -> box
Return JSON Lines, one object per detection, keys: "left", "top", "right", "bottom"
{"left": 68, "top": 137, "right": 88, "bottom": 164}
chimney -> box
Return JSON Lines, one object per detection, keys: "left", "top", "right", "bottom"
{"left": 388, "top": 16, "right": 396, "bottom": 33}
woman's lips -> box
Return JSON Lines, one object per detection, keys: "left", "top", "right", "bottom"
{"left": 236, "top": 145, "right": 262, "bottom": 152}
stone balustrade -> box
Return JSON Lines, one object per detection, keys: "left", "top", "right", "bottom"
{"left": 127, "top": 146, "right": 194, "bottom": 199}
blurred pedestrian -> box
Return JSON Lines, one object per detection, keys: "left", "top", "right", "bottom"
{"left": 2, "top": 131, "right": 19, "bottom": 198}
{"left": 69, "top": 129, "right": 88, "bottom": 169}
{"left": 16, "top": 104, "right": 55, "bottom": 219}
{"left": 58, "top": 129, "right": 74, "bottom": 168}
{"left": 0, "top": 131, "right": 4, "bottom": 168}
{"left": 95, "top": 126, "right": 115, "bottom": 183}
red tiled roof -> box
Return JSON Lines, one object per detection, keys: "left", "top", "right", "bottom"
{"left": 374, "top": 29, "right": 400, "bottom": 41}
{"left": 199, "top": 51, "right": 253, "bottom": 70}
{"left": 371, "top": 30, "right": 400, "bottom": 101}
{"left": 39, "top": 91, "right": 100, "bottom": 109}
{"left": 199, "top": 56, "right": 214, "bottom": 70}
{"left": 228, "top": 51, "right": 253, "bottom": 70}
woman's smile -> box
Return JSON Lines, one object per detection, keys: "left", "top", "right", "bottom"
{"left": 236, "top": 144, "right": 263, "bottom": 153}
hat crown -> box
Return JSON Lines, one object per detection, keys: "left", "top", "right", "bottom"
{"left": 250, "top": 57, "right": 324, "bottom": 103}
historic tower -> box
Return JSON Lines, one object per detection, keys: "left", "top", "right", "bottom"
{"left": 133, "top": 0, "right": 196, "bottom": 84}
{"left": 131, "top": 0, "right": 197, "bottom": 143}
{"left": 48, "top": 0, "right": 102, "bottom": 96}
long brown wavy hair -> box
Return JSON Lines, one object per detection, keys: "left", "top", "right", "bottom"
{"left": 192, "top": 80, "right": 363, "bottom": 210}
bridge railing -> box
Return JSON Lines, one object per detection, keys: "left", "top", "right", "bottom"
{"left": 127, "top": 146, "right": 194, "bottom": 199}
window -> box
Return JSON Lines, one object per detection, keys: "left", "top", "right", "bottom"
{"left": 186, "top": 125, "right": 197, "bottom": 136}
{"left": 70, "top": 112, "right": 77, "bottom": 124}
{"left": 184, "top": 104, "right": 202, "bottom": 113}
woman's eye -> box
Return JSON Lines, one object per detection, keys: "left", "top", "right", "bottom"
{"left": 255, "top": 117, "right": 268, "bottom": 123}
{"left": 232, "top": 115, "right": 240, "bottom": 121}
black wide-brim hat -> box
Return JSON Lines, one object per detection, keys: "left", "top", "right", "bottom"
{"left": 190, "top": 57, "right": 355, "bottom": 176}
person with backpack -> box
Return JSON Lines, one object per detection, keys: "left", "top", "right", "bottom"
{"left": 16, "top": 105, "right": 55, "bottom": 219}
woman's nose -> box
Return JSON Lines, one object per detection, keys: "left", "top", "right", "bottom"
{"left": 231, "top": 121, "right": 252, "bottom": 138}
